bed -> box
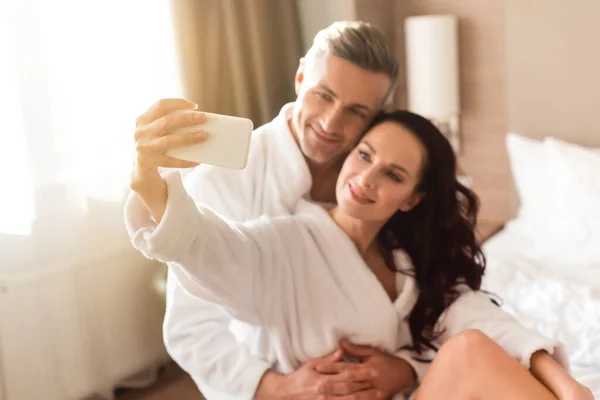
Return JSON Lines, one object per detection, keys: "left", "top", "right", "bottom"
{"left": 478, "top": 3, "right": 600, "bottom": 395}
{"left": 480, "top": 134, "right": 600, "bottom": 397}
{"left": 482, "top": 222, "right": 600, "bottom": 397}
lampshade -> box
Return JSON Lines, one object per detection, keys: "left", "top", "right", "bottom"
{"left": 405, "top": 15, "right": 460, "bottom": 119}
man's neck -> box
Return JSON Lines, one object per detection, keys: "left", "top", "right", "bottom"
{"left": 306, "top": 157, "right": 341, "bottom": 204}
{"left": 286, "top": 112, "right": 341, "bottom": 204}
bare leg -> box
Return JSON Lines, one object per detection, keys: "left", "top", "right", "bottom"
{"left": 414, "top": 329, "right": 558, "bottom": 400}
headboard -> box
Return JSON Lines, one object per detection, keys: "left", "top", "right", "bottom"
{"left": 505, "top": 0, "right": 600, "bottom": 216}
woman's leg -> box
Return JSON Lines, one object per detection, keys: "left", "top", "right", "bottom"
{"left": 414, "top": 329, "right": 558, "bottom": 400}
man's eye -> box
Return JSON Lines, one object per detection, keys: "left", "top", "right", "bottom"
{"left": 318, "top": 92, "right": 333, "bottom": 102}
{"left": 349, "top": 108, "right": 365, "bottom": 118}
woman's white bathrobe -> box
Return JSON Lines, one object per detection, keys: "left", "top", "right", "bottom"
{"left": 126, "top": 170, "right": 570, "bottom": 393}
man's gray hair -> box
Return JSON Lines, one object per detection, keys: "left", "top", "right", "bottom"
{"left": 306, "top": 21, "right": 399, "bottom": 104}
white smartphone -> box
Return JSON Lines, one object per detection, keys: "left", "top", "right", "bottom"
{"left": 166, "top": 111, "right": 253, "bottom": 169}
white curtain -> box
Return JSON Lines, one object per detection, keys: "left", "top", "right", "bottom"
{"left": 0, "top": 0, "right": 183, "bottom": 268}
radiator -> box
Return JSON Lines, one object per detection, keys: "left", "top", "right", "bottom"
{"left": 0, "top": 246, "right": 169, "bottom": 400}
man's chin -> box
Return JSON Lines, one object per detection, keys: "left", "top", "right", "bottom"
{"left": 307, "top": 152, "right": 341, "bottom": 166}
{"left": 300, "top": 144, "right": 339, "bottom": 165}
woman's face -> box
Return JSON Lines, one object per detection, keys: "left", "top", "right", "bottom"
{"left": 336, "top": 121, "right": 426, "bottom": 223}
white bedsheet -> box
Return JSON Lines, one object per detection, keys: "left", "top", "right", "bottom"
{"left": 482, "top": 223, "right": 600, "bottom": 397}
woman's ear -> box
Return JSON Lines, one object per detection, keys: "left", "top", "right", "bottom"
{"left": 399, "top": 192, "right": 425, "bottom": 212}
{"left": 295, "top": 58, "right": 305, "bottom": 96}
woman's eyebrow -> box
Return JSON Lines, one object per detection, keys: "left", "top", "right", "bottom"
{"left": 362, "top": 140, "right": 410, "bottom": 177}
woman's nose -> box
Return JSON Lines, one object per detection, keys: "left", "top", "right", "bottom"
{"left": 359, "top": 168, "right": 377, "bottom": 188}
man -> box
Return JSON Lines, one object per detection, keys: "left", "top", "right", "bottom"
{"left": 132, "top": 21, "right": 423, "bottom": 399}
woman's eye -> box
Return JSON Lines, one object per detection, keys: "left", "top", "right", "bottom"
{"left": 358, "top": 150, "right": 370, "bottom": 161}
{"left": 387, "top": 171, "right": 402, "bottom": 183}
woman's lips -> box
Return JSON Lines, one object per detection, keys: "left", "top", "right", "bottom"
{"left": 348, "top": 181, "right": 374, "bottom": 204}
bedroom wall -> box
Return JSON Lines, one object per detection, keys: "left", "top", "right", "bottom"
{"left": 389, "top": 1, "right": 510, "bottom": 222}
{"left": 296, "top": 0, "right": 356, "bottom": 52}
{"left": 297, "top": 0, "right": 396, "bottom": 52}
{"left": 505, "top": 0, "right": 600, "bottom": 145}
{"left": 505, "top": 0, "right": 600, "bottom": 216}
{"left": 355, "top": 0, "right": 396, "bottom": 45}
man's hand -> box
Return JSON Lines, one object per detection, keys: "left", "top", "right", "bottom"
{"left": 255, "top": 349, "right": 377, "bottom": 400}
{"left": 315, "top": 340, "right": 417, "bottom": 400}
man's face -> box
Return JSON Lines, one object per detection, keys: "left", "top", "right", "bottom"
{"left": 290, "top": 53, "right": 392, "bottom": 165}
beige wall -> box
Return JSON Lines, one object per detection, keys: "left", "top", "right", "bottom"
{"left": 355, "top": 0, "right": 396, "bottom": 45}
{"left": 296, "top": 0, "right": 356, "bottom": 52}
{"left": 393, "top": 1, "right": 510, "bottom": 221}
{"left": 506, "top": 0, "right": 600, "bottom": 145}
{"left": 296, "top": 0, "right": 395, "bottom": 52}
{"left": 505, "top": 0, "right": 600, "bottom": 216}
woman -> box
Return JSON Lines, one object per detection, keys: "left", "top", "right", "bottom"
{"left": 126, "top": 110, "right": 591, "bottom": 399}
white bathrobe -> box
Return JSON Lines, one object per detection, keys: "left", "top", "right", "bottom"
{"left": 129, "top": 173, "right": 415, "bottom": 370}
{"left": 126, "top": 171, "right": 570, "bottom": 398}
{"left": 158, "top": 104, "right": 319, "bottom": 400}
{"left": 129, "top": 104, "right": 568, "bottom": 399}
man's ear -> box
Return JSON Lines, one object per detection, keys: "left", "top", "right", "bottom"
{"left": 295, "top": 58, "right": 305, "bottom": 96}
{"left": 399, "top": 192, "right": 425, "bottom": 212}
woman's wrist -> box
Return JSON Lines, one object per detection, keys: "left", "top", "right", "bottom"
{"left": 530, "top": 350, "right": 576, "bottom": 398}
{"left": 130, "top": 166, "right": 168, "bottom": 222}
{"left": 130, "top": 162, "right": 162, "bottom": 194}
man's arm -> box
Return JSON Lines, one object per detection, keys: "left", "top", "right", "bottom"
{"left": 164, "top": 275, "right": 273, "bottom": 398}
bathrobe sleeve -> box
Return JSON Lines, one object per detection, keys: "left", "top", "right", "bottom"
{"left": 164, "top": 144, "right": 277, "bottom": 399}
{"left": 126, "top": 170, "right": 288, "bottom": 325}
{"left": 399, "top": 288, "right": 571, "bottom": 384}
{"left": 436, "top": 288, "right": 570, "bottom": 371}
{"left": 125, "top": 165, "right": 278, "bottom": 399}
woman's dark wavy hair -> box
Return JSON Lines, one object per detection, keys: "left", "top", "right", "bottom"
{"left": 371, "top": 110, "right": 486, "bottom": 354}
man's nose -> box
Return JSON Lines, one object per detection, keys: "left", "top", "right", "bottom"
{"left": 322, "top": 104, "right": 344, "bottom": 134}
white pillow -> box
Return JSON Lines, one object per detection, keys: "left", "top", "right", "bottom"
{"left": 505, "top": 133, "right": 552, "bottom": 236}
{"left": 506, "top": 133, "right": 600, "bottom": 245}
{"left": 544, "top": 138, "right": 600, "bottom": 244}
